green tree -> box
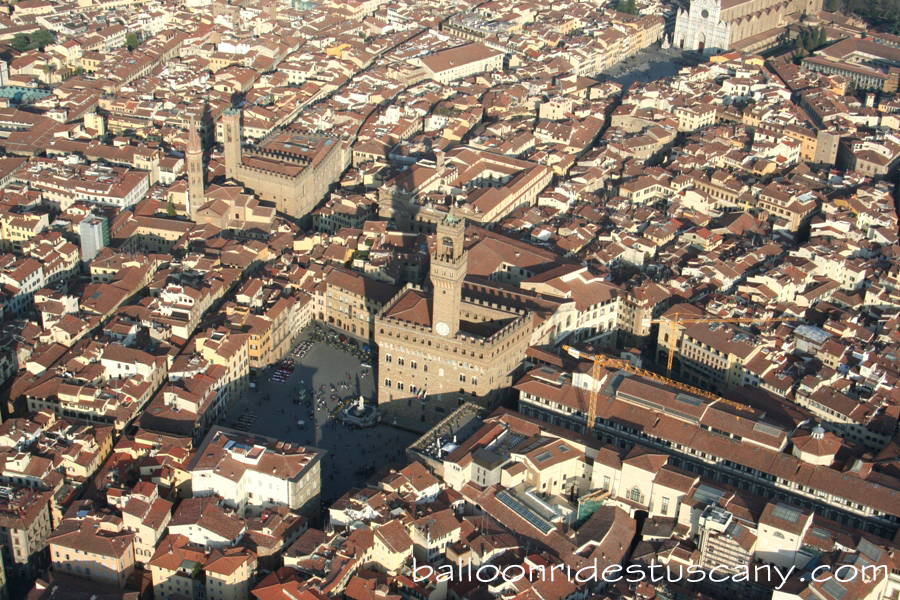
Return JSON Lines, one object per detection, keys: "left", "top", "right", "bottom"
{"left": 32, "top": 29, "right": 54, "bottom": 50}
{"left": 125, "top": 32, "right": 139, "bottom": 51}
{"left": 10, "top": 34, "right": 29, "bottom": 52}
{"left": 617, "top": 0, "right": 639, "bottom": 14}
{"left": 10, "top": 30, "right": 55, "bottom": 52}
{"left": 817, "top": 27, "right": 827, "bottom": 47}
{"left": 166, "top": 201, "right": 177, "bottom": 217}
{"left": 803, "top": 29, "right": 815, "bottom": 51}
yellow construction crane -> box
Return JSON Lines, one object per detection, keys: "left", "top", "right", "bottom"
{"left": 562, "top": 345, "right": 756, "bottom": 437}
{"left": 646, "top": 314, "right": 800, "bottom": 379}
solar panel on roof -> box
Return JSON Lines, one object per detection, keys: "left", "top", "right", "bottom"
{"left": 857, "top": 538, "right": 883, "bottom": 562}
{"left": 496, "top": 490, "right": 553, "bottom": 534}
{"left": 771, "top": 503, "right": 802, "bottom": 523}
{"left": 851, "top": 554, "right": 870, "bottom": 567}
{"left": 821, "top": 579, "right": 847, "bottom": 600}
{"left": 753, "top": 422, "right": 784, "bottom": 436}
{"left": 674, "top": 393, "right": 703, "bottom": 406}
{"left": 694, "top": 484, "right": 725, "bottom": 505}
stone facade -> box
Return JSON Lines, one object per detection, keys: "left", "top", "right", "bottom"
{"left": 674, "top": 0, "right": 822, "bottom": 54}
{"left": 222, "top": 109, "right": 347, "bottom": 220}
{"left": 374, "top": 216, "right": 533, "bottom": 425}
{"left": 186, "top": 119, "right": 204, "bottom": 219}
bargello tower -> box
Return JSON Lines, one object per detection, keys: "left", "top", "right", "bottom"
{"left": 374, "top": 214, "right": 534, "bottom": 425}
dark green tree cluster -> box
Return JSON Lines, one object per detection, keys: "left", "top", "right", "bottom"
{"left": 125, "top": 32, "right": 139, "bottom": 51}
{"left": 617, "top": 0, "right": 640, "bottom": 14}
{"left": 10, "top": 30, "right": 55, "bottom": 52}
{"left": 794, "top": 26, "right": 827, "bottom": 55}
{"left": 824, "top": 0, "right": 900, "bottom": 32}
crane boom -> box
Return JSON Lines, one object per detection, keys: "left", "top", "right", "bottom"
{"left": 563, "top": 345, "right": 756, "bottom": 437}
{"left": 648, "top": 314, "right": 800, "bottom": 379}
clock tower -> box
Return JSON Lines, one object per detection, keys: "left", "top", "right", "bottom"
{"left": 430, "top": 213, "right": 467, "bottom": 337}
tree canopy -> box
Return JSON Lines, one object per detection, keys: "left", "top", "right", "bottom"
{"left": 794, "top": 26, "right": 828, "bottom": 54}
{"left": 825, "top": 0, "right": 900, "bottom": 32}
{"left": 125, "top": 32, "right": 139, "bottom": 51}
{"left": 10, "top": 29, "right": 55, "bottom": 52}
{"left": 617, "top": 0, "right": 640, "bottom": 14}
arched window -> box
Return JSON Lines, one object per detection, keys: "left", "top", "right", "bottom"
{"left": 628, "top": 487, "right": 644, "bottom": 504}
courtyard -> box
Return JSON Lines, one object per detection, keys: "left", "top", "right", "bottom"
{"left": 219, "top": 327, "right": 421, "bottom": 510}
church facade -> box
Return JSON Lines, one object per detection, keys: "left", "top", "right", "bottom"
{"left": 674, "top": 0, "right": 822, "bottom": 54}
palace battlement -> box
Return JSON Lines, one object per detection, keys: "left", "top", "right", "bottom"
{"left": 461, "top": 294, "right": 527, "bottom": 317}
{"left": 379, "top": 308, "right": 529, "bottom": 350}
{"left": 238, "top": 160, "right": 306, "bottom": 182}
{"left": 252, "top": 147, "right": 313, "bottom": 166}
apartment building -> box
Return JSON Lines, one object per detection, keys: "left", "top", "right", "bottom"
{"left": 140, "top": 363, "right": 229, "bottom": 446}
{"left": 408, "top": 508, "right": 460, "bottom": 564}
{"left": 0, "top": 210, "right": 49, "bottom": 254}
{"left": 312, "top": 193, "right": 376, "bottom": 234}
{"left": 225, "top": 296, "right": 298, "bottom": 370}
{"left": 194, "top": 327, "right": 250, "bottom": 419}
{"left": 0, "top": 257, "right": 45, "bottom": 317}
{"left": 9, "top": 415, "right": 116, "bottom": 486}
{"left": 148, "top": 533, "right": 257, "bottom": 600}
{"left": 15, "top": 161, "right": 150, "bottom": 211}
{"left": 615, "top": 280, "right": 672, "bottom": 350}
{"left": 120, "top": 482, "right": 173, "bottom": 565}
{"left": 379, "top": 148, "right": 552, "bottom": 232}
{"left": 48, "top": 515, "right": 136, "bottom": 588}
{"left": 371, "top": 520, "right": 414, "bottom": 575}
{"left": 0, "top": 486, "right": 53, "bottom": 579}
{"left": 188, "top": 427, "right": 325, "bottom": 519}
{"left": 315, "top": 265, "right": 400, "bottom": 342}
{"left": 519, "top": 264, "right": 620, "bottom": 350}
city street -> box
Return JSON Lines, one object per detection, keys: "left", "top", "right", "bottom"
{"left": 220, "top": 328, "right": 420, "bottom": 506}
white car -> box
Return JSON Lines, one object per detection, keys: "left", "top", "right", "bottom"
{"left": 296, "top": 420, "right": 305, "bottom": 426}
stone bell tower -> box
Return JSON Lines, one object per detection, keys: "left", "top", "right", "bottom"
{"left": 430, "top": 213, "right": 467, "bottom": 338}
{"left": 186, "top": 119, "right": 204, "bottom": 220}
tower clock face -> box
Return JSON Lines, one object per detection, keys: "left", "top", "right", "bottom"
{"left": 435, "top": 322, "right": 450, "bottom": 336}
